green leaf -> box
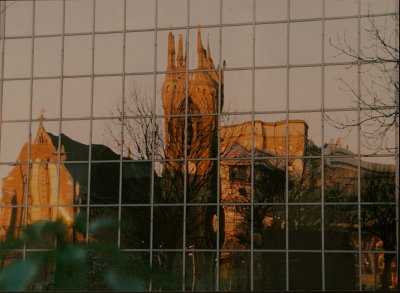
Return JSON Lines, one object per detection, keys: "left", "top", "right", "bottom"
{"left": 0, "top": 259, "right": 40, "bottom": 291}
{"left": 105, "top": 270, "right": 145, "bottom": 292}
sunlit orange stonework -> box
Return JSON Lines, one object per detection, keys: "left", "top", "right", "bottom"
{"left": 0, "top": 117, "right": 76, "bottom": 239}
{"left": 162, "top": 30, "right": 308, "bottom": 252}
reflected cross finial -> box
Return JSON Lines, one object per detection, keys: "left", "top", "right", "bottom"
{"left": 39, "top": 107, "right": 46, "bottom": 122}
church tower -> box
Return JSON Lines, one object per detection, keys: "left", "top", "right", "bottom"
{"left": 0, "top": 116, "right": 76, "bottom": 239}
{"left": 162, "top": 29, "right": 224, "bottom": 172}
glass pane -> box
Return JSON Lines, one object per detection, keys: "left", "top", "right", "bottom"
{"left": 361, "top": 205, "right": 396, "bottom": 252}
{"left": 64, "top": 35, "right": 92, "bottom": 76}
{"left": 61, "top": 162, "right": 88, "bottom": 205}
{"left": 325, "top": 205, "right": 358, "bottom": 250}
{"left": 253, "top": 113, "right": 288, "bottom": 157}
{"left": 152, "top": 252, "right": 183, "bottom": 291}
{"left": 254, "top": 252, "right": 286, "bottom": 290}
{"left": 254, "top": 159, "right": 286, "bottom": 203}
{"left": 34, "top": 37, "right": 62, "bottom": 77}
{"left": 220, "top": 160, "right": 251, "bottom": 203}
{"left": 219, "top": 252, "right": 251, "bottom": 291}
{"left": 255, "top": 68, "right": 287, "bottom": 112}
{"left": 324, "top": 110, "right": 359, "bottom": 155}
{"left": 157, "top": 0, "right": 187, "bottom": 28}
{"left": 289, "top": 252, "right": 322, "bottom": 290}
{"left": 289, "top": 67, "right": 322, "bottom": 110}
{"left": 88, "top": 207, "right": 118, "bottom": 244}
{"left": 187, "top": 160, "right": 218, "bottom": 203}
{"left": 156, "top": 29, "right": 186, "bottom": 72}
{"left": 325, "top": 19, "right": 358, "bottom": 63}
{"left": 153, "top": 206, "right": 183, "bottom": 249}
{"left": 186, "top": 205, "right": 217, "bottom": 248}
{"left": 324, "top": 157, "right": 358, "bottom": 202}
{"left": 223, "top": 70, "right": 252, "bottom": 113}
{"left": 91, "top": 119, "right": 121, "bottom": 160}
{"left": 4, "top": 38, "right": 32, "bottom": 78}
{"left": 325, "top": 253, "right": 358, "bottom": 290}
{"left": 122, "top": 118, "right": 155, "bottom": 160}
{"left": 256, "top": 0, "right": 287, "bottom": 22}
{"left": 30, "top": 120, "right": 60, "bottom": 159}
{"left": 34, "top": 0, "right": 62, "bottom": 35}
{"left": 222, "top": 25, "right": 252, "bottom": 68}
{"left": 124, "top": 74, "right": 155, "bottom": 117}
{"left": 125, "top": 31, "right": 155, "bottom": 73}
{"left": 60, "top": 120, "right": 91, "bottom": 160}
{"left": 121, "top": 161, "right": 152, "bottom": 204}
{"left": 324, "top": 65, "right": 358, "bottom": 109}
{"left": 185, "top": 251, "right": 216, "bottom": 291}
{"left": 64, "top": 163, "right": 89, "bottom": 204}
{"left": 361, "top": 160, "right": 396, "bottom": 202}
{"left": 289, "top": 205, "right": 321, "bottom": 249}
{"left": 220, "top": 114, "right": 252, "bottom": 158}
{"left": 4, "top": 1, "right": 33, "bottom": 37}
{"left": 254, "top": 205, "right": 286, "bottom": 249}
{"left": 222, "top": 0, "right": 253, "bottom": 24}
{"left": 325, "top": 0, "right": 358, "bottom": 17}
{"left": 361, "top": 0, "right": 397, "bottom": 14}
{"left": 361, "top": 253, "right": 397, "bottom": 291}
{"left": 120, "top": 207, "right": 150, "bottom": 249}
{"left": 2, "top": 80, "right": 31, "bottom": 121}
{"left": 289, "top": 112, "right": 321, "bottom": 156}
{"left": 290, "top": 0, "right": 322, "bottom": 19}
{"left": 90, "top": 162, "right": 120, "bottom": 204}
{"left": 190, "top": 0, "right": 220, "bottom": 26}
{"left": 188, "top": 27, "right": 220, "bottom": 68}
{"left": 289, "top": 158, "right": 321, "bottom": 202}
{"left": 126, "top": 0, "right": 155, "bottom": 30}
{"left": 255, "top": 24, "right": 287, "bottom": 67}
{"left": 221, "top": 205, "right": 251, "bottom": 249}
{"left": 62, "top": 77, "right": 92, "bottom": 118}
{"left": 94, "top": 33, "right": 123, "bottom": 74}
{"left": 93, "top": 76, "right": 123, "bottom": 117}
{"left": 154, "top": 161, "right": 185, "bottom": 203}
{"left": 95, "top": 0, "right": 123, "bottom": 32}
{"left": 65, "top": 0, "right": 93, "bottom": 33}
{"left": 33, "top": 79, "right": 61, "bottom": 119}
{"left": 290, "top": 21, "right": 322, "bottom": 65}
{"left": 0, "top": 122, "right": 29, "bottom": 163}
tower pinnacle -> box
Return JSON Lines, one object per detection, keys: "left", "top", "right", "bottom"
{"left": 176, "top": 34, "right": 184, "bottom": 68}
{"left": 167, "top": 32, "right": 176, "bottom": 69}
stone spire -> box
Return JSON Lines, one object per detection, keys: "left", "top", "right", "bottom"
{"left": 197, "top": 28, "right": 206, "bottom": 69}
{"left": 176, "top": 34, "right": 184, "bottom": 68}
{"left": 167, "top": 32, "right": 176, "bottom": 69}
{"left": 34, "top": 110, "right": 51, "bottom": 145}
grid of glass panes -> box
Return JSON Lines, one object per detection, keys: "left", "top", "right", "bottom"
{"left": 0, "top": 0, "right": 398, "bottom": 291}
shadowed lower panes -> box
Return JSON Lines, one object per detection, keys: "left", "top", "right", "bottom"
{"left": 324, "top": 205, "right": 358, "bottom": 250}
{"left": 219, "top": 252, "right": 251, "bottom": 292}
{"left": 289, "top": 252, "right": 322, "bottom": 290}
{"left": 120, "top": 207, "right": 150, "bottom": 249}
{"left": 121, "top": 161, "right": 152, "bottom": 204}
{"left": 153, "top": 206, "right": 184, "bottom": 249}
{"left": 254, "top": 205, "right": 286, "bottom": 249}
{"left": 325, "top": 252, "right": 358, "bottom": 290}
{"left": 185, "top": 251, "right": 216, "bottom": 291}
{"left": 289, "top": 205, "right": 321, "bottom": 250}
{"left": 254, "top": 252, "right": 286, "bottom": 291}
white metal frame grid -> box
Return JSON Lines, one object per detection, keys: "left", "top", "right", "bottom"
{"left": 0, "top": 0, "right": 398, "bottom": 291}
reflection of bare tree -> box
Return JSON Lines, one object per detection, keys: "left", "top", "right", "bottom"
{"left": 361, "top": 169, "right": 397, "bottom": 290}
{"left": 328, "top": 14, "right": 399, "bottom": 152}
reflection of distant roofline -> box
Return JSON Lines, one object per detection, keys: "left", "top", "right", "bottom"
{"left": 221, "top": 119, "right": 309, "bottom": 129}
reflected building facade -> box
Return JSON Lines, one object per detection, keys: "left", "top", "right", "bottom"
{"left": 0, "top": 0, "right": 398, "bottom": 291}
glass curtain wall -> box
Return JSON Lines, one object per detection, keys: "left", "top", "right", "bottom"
{"left": 0, "top": 0, "right": 398, "bottom": 291}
